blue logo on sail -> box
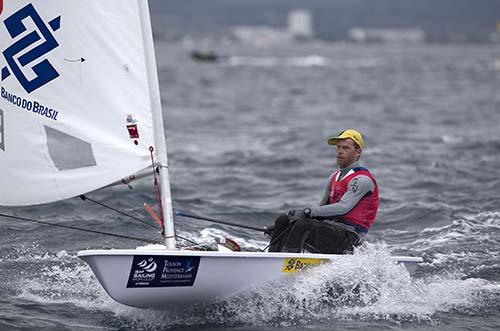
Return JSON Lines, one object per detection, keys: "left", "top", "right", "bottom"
{"left": 1, "top": 3, "right": 61, "bottom": 94}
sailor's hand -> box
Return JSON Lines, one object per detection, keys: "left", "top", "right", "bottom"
{"left": 264, "top": 225, "right": 274, "bottom": 236}
{"left": 287, "top": 209, "right": 309, "bottom": 222}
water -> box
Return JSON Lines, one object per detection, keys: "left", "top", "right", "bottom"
{"left": 2, "top": 8, "right": 500, "bottom": 331}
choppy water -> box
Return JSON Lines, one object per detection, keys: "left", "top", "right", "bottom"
{"left": 1, "top": 38, "right": 500, "bottom": 330}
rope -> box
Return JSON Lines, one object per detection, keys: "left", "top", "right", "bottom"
{"left": 0, "top": 212, "right": 162, "bottom": 244}
{"left": 80, "top": 195, "right": 158, "bottom": 229}
{"left": 176, "top": 235, "right": 199, "bottom": 246}
{"left": 149, "top": 146, "right": 165, "bottom": 232}
{"left": 80, "top": 195, "right": 196, "bottom": 247}
{"left": 175, "top": 210, "right": 267, "bottom": 232}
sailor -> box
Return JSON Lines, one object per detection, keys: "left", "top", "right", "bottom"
{"left": 267, "top": 129, "right": 379, "bottom": 254}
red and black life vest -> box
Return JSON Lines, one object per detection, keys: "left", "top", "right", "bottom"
{"left": 328, "top": 167, "right": 379, "bottom": 231}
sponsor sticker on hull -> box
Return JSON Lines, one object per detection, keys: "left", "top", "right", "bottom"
{"left": 127, "top": 255, "right": 201, "bottom": 288}
{"left": 281, "top": 257, "right": 326, "bottom": 273}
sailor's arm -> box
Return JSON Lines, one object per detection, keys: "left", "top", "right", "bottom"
{"left": 319, "top": 173, "right": 335, "bottom": 206}
{"left": 310, "top": 175, "right": 375, "bottom": 219}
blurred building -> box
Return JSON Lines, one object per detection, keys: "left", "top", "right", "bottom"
{"left": 348, "top": 27, "right": 426, "bottom": 44}
{"left": 287, "top": 9, "right": 314, "bottom": 40}
{"left": 231, "top": 8, "right": 314, "bottom": 46}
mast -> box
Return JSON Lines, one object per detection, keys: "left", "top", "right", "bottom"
{"left": 139, "top": 0, "right": 176, "bottom": 249}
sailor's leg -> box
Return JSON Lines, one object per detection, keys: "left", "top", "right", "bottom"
{"left": 309, "top": 222, "right": 360, "bottom": 254}
{"left": 342, "top": 230, "right": 361, "bottom": 253}
{"left": 268, "top": 213, "right": 292, "bottom": 252}
{"left": 281, "top": 218, "right": 314, "bottom": 253}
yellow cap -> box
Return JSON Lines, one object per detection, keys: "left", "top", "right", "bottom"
{"left": 328, "top": 129, "right": 365, "bottom": 149}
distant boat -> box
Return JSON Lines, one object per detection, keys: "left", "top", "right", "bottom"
{"left": 489, "top": 21, "right": 500, "bottom": 43}
{"left": 191, "top": 49, "right": 220, "bottom": 62}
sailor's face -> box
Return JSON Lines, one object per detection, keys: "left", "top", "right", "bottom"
{"left": 336, "top": 139, "right": 360, "bottom": 168}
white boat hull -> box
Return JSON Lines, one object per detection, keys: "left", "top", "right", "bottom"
{"left": 78, "top": 249, "right": 423, "bottom": 309}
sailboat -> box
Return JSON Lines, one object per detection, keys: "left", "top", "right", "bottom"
{"left": 0, "top": 0, "right": 422, "bottom": 309}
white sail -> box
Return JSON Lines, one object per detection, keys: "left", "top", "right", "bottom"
{"left": 136, "top": 1, "right": 175, "bottom": 248}
{"left": 0, "top": 1, "right": 158, "bottom": 206}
